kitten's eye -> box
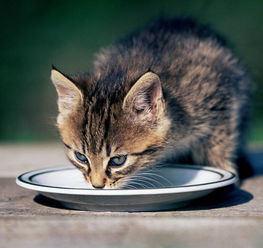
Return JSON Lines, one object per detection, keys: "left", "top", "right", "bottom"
{"left": 108, "top": 155, "right": 127, "bottom": 167}
{"left": 74, "top": 151, "right": 89, "bottom": 164}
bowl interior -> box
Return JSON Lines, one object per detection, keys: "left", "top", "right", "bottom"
{"left": 29, "top": 166, "right": 223, "bottom": 190}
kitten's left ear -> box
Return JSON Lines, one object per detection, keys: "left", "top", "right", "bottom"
{"left": 51, "top": 68, "right": 83, "bottom": 116}
{"left": 123, "top": 72, "right": 165, "bottom": 122}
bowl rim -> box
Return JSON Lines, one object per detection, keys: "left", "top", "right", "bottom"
{"left": 16, "top": 165, "right": 237, "bottom": 196}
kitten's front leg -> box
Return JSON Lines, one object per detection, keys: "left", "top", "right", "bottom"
{"left": 191, "top": 126, "right": 238, "bottom": 175}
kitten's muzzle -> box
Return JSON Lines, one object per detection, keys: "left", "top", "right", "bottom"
{"left": 90, "top": 177, "right": 106, "bottom": 189}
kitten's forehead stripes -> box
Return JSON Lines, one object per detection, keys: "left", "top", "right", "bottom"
{"left": 81, "top": 107, "right": 89, "bottom": 154}
{"left": 81, "top": 70, "right": 128, "bottom": 155}
{"left": 88, "top": 105, "right": 96, "bottom": 153}
{"left": 114, "top": 146, "right": 121, "bottom": 153}
{"left": 98, "top": 105, "right": 111, "bottom": 153}
{"left": 82, "top": 96, "right": 115, "bottom": 155}
{"left": 106, "top": 144, "right": 111, "bottom": 157}
{"left": 101, "top": 111, "right": 111, "bottom": 152}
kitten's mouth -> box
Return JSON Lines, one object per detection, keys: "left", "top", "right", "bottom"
{"left": 83, "top": 174, "right": 123, "bottom": 190}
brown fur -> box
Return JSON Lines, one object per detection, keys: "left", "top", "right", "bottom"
{"left": 51, "top": 18, "right": 252, "bottom": 188}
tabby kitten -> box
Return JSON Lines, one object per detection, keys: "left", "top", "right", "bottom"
{"left": 51, "top": 18, "right": 251, "bottom": 189}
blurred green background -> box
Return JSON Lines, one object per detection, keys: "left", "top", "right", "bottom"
{"left": 0, "top": 0, "right": 262, "bottom": 144}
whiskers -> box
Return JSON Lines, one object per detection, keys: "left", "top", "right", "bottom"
{"left": 121, "top": 167, "right": 173, "bottom": 189}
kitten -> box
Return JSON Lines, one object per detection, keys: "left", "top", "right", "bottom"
{"left": 51, "top": 18, "right": 252, "bottom": 189}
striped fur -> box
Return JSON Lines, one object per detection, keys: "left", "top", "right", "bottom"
{"left": 52, "top": 18, "right": 252, "bottom": 188}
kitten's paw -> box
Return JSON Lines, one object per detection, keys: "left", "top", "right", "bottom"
{"left": 215, "top": 160, "right": 237, "bottom": 175}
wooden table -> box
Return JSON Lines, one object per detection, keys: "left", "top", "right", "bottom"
{"left": 1, "top": 143, "right": 263, "bottom": 248}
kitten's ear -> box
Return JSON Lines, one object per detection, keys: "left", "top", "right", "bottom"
{"left": 123, "top": 72, "right": 165, "bottom": 122}
{"left": 51, "top": 68, "right": 83, "bottom": 115}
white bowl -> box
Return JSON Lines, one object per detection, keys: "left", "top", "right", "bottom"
{"left": 16, "top": 164, "right": 237, "bottom": 212}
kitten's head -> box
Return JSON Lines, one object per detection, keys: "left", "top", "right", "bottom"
{"left": 51, "top": 68, "right": 170, "bottom": 189}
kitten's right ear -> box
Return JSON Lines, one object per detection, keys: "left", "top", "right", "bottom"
{"left": 51, "top": 68, "right": 83, "bottom": 116}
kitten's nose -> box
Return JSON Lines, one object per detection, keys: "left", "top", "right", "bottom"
{"left": 91, "top": 178, "right": 106, "bottom": 189}
{"left": 89, "top": 169, "right": 106, "bottom": 189}
{"left": 92, "top": 184, "right": 105, "bottom": 189}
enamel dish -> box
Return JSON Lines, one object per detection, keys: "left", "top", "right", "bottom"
{"left": 16, "top": 165, "right": 237, "bottom": 211}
